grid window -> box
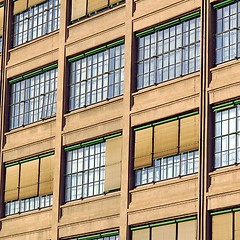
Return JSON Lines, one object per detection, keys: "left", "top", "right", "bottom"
{"left": 135, "top": 150, "right": 199, "bottom": 186}
{"left": 9, "top": 68, "right": 58, "bottom": 130}
{"left": 214, "top": 105, "right": 240, "bottom": 168}
{"left": 13, "top": 0, "right": 60, "bottom": 47}
{"left": 215, "top": 1, "right": 240, "bottom": 64}
{"left": 134, "top": 113, "right": 199, "bottom": 187}
{"left": 137, "top": 16, "right": 200, "bottom": 89}
{"left": 65, "top": 142, "right": 106, "bottom": 202}
{"left": 212, "top": 209, "right": 240, "bottom": 240}
{"left": 4, "top": 153, "right": 54, "bottom": 216}
{"left": 5, "top": 195, "right": 53, "bottom": 216}
{"left": 69, "top": 234, "right": 119, "bottom": 240}
{"left": 69, "top": 43, "right": 124, "bottom": 111}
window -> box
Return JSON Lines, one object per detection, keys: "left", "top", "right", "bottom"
{"left": 65, "top": 133, "right": 122, "bottom": 202}
{"left": 137, "top": 12, "right": 200, "bottom": 90}
{"left": 9, "top": 64, "right": 58, "bottom": 130}
{"left": 131, "top": 216, "right": 197, "bottom": 240}
{"left": 211, "top": 208, "right": 240, "bottom": 240}
{"left": 71, "top": 0, "right": 125, "bottom": 23}
{"left": 134, "top": 112, "right": 199, "bottom": 186}
{"left": 214, "top": 0, "right": 240, "bottom": 64}
{"left": 68, "top": 40, "right": 124, "bottom": 111}
{"left": 214, "top": 100, "right": 240, "bottom": 168}
{"left": 4, "top": 152, "right": 54, "bottom": 216}
{"left": 69, "top": 231, "right": 119, "bottom": 240}
{"left": 13, "top": 0, "right": 60, "bottom": 47}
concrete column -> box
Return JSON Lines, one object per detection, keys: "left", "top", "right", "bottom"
{"left": 198, "top": 0, "right": 211, "bottom": 239}
{"left": 119, "top": 0, "right": 134, "bottom": 240}
{"left": 51, "top": 0, "right": 68, "bottom": 238}
{"left": 0, "top": 0, "right": 13, "bottom": 218}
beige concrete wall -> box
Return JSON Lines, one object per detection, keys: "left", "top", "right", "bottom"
{"left": 0, "top": 0, "right": 240, "bottom": 239}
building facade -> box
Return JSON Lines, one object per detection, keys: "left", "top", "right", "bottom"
{"left": 0, "top": 0, "right": 239, "bottom": 239}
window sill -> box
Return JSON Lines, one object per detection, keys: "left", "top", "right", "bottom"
{"left": 64, "top": 95, "right": 123, "bottom": 118}
{"left": 210, "top": 58, "right": 240, "bottom": 73}
{"left": 209, "top": 163, "right": 240, "bottom": 177}
{"left": 61, "top": 190, "right": 120, "bottom": 209}
{"left": 9, "top": 30, "right": 59, "bottom": 53}
{"left": 130, "top": 173, "right": 198, "bottom": 194}
{"left": 5, "top": 116, "right": 56, "bottom": 136}
{"left": 132, "top": 71, "right": 200, "bottom": 97}
{"left": 1, "top": 206, "right": 52, "bottom": 221}
{"left": 67, "top": 3, "right": 126, "bottom": 31}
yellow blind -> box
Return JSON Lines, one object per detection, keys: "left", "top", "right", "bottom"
{"left": 154, "top": 120, "right": 178, "bottom": 159}
{"left": 212, "top": 213, "right": 232, "bottom": 240}
{"left": 152, "top": 224, "right": 176, "bottom": 240}
{"left": 110, "top": 0, "right": 120, "bottom": 4}
{"left": 14, "top": 0, "right": 28, "bottom": 15}
{"left": 28, "top": 0, "right": 46, "bottom": 8}
{"left": 178, "top": 220, "right": 197, "bottom": 240}
{"left": 235, "top": 211, "right": 240, "bottom": 240}
{"left": 19, "top": 160, "right": 39, "bottom": 199}
{"left": 39, "top": 155, "right": 54, "bottom": 195}
{"left": 5, "top": 165, "right": 19, "bottom": 202}
{"left": 104, "top": 136, "right": 122, "bottom": 192}
{"left": 87, "top": 0, "right": 108, "bottom": 13}
{"left": 0, "top": 6, "right": 3, "bottom": 37}
{"left": 132, "top": 228, "right": 150, "bottom": 240}
{"left": 71, "top": 0, "right": 87, "bottom": 21}
{"left": 134, "top": 127, "right": 152, "bottom": 169}
{"left": 180, "top": 115, "right": 199, "bottom": 152}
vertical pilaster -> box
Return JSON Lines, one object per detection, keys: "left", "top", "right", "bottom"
{"left": 120, "top": 1, "right": 134, "bottom": 240}
{"left": 198, "top": 0, "right": 210, "bottom": 239}
{"left": 51, "top": 0, "right": 68, "bottom": 238}
{"left": 0, "top": 0, "right": 13, "bottom": 218}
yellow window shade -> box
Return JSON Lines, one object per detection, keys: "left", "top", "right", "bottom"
{"left": 71, "top": 0, "right": 87, "bottom": 21}
{"left": 5, "top": 165, "right": 19, "bottom": 202}
{"left": 212, "top": 213, "right": 232, "bottom": 240}
{"left": 104, "top": 136, "right": 122, "bottom": 192}
{"left": 19, "top": 160, "right": 39, "bottom": 199}
{"left": 178, "top": 220, "right": 197, "bottom": 240}
{"left": 180, "top": 114, "right": 199, "bottom": 153}
{"left": 110, "top": 0, "right": 121, "bottom": 4}
{"left": 132, "top": 228, "right": 150, "bottom": 240}
{"left": 0, "top": 6, "right": 4, "bottom": 37}
{"left": 39, "top": 155, "right": 54, "bottom": 195}
{"left": 235, "top": 211, "right": 240, "bottom": 240}
{"left": 14, "top": 0, "right": 28, "bottom": 15}
{"left": 134, "top": 127, "right": 152, "bottom": 169}
{"left": 152, "top": 223, "right": 176, "bottom": 240}
{"left": 28, "top": 0, "right": 47, "bottom": 8}
{"left": 154, "top": 120, "right": 178, "bottom": 159}
{"left": 87, "top": 0, "right": 108, "bottom": 13}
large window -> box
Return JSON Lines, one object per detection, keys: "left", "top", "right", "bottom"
{"left": 134, "top": 112, "right": 199, "bottom": 186}
{"left": 65, "top": 133, "right": 122, "bottom": 202}
{"left": 69, "top": 231, "right": 119, "bottom": 240}
{"left": 214, "top": 100, "right": 240, "bottom": 168}
{"left": 68, "top": 40, "right": 124, "bottom": 111}
{"left": 9, "top": 64, "right": 58, "bottom": 130}
{"left": 131, "top": 216, "right": 197, "bottom": 240}
{"left": 211, "top": 208, "right": 240, "bottom": 240}
{"left": 71, "top": 0, "right": 125, "bottom": 23}
{"left": 4, "top": 152, "right": 54, "bottom": 216}
{"left": 214, "top": 0, "right": 240, "bottom": 64}
{"left": 13, "top": 0, "right": 60, "bottom": 47}
{"left": 136, "top": 12, "right": 200, "bottom": 90}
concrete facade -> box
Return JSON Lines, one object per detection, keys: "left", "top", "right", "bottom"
{"left": 0, "top": 0, "right": 239, "bottom": 239}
